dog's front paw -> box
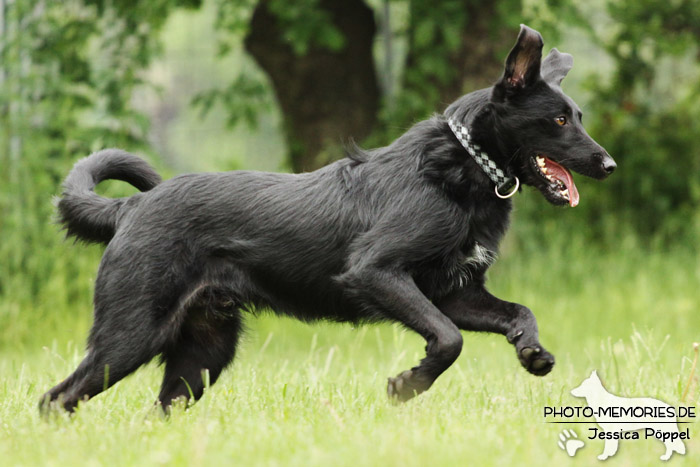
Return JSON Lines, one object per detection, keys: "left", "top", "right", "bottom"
{"left": 387, "top": 370, "right": 429, "bottom": 402}
{"left": 518, "top": 345, "right": 555, "bottom": 376}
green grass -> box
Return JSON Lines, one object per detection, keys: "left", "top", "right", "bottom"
{"left": 1, "top": 242, "right": 699, "bottom": 466}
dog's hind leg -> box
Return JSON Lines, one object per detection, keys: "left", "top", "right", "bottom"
{"left": 340, "top": 269, "right": 463, "bottom": 402}
{"left": 437, "top": 280, "right": 555, "bottom": 376}
{"left": 157, "top": 298, "right": 243, "bottom": 411}
{"left": 40, "top": 309, "right": 165, "bottom": 413}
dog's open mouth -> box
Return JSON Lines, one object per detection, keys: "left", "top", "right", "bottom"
{"left": 532, "top": 155, "right": 580, "bottom": 207}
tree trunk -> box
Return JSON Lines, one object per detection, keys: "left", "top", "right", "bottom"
{"left": 407, "top": 1, "right": 510, "bottom": 108}
{"left": 245, "top": 0, "right": 379, "bottom": 172}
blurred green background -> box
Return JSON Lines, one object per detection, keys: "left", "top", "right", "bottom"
{"left": 0, "top": 1, "right": 699, "bottom": 465}
{"left": 2, "top": 0, "right": 698, "bottom": 349}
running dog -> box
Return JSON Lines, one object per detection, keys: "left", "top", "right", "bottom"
{"left": 41, "top": 25, "right": 616, "bottom": 412}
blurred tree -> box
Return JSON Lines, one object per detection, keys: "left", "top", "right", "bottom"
{"left": 203, "top": 0, "right": 524, "bottom": 171}
{"left": 244, "top": 0, "right": 379, "bottom": 172}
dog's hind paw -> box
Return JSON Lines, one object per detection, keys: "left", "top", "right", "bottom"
{"left": 518, "top": 346, "right": 555, "bottom": 376}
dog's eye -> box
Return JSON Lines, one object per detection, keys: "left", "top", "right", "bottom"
{"left": 555, "top": 116, "right": 567, "bottom": 126}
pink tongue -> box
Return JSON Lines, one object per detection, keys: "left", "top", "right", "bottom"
{"left": 544, "top": 157, "right": 580, "bottom": 207}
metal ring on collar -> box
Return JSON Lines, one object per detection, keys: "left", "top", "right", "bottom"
{"left": 495, "top": 177, "right": 520, "bottom": 199}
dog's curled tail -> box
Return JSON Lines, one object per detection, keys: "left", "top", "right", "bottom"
{"left": 58, "top": 149, "right": 162, "bottom": 244}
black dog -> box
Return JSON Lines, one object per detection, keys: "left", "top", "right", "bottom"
{"left": 41, "top": 25, "right": 615, "bottom": 412}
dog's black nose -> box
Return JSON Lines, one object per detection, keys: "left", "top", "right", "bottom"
{"left": 597, "top": 153, "right": 616, "bottom": 175}
{"left": 603, "top": 158, "right": 616, "bottom": 174}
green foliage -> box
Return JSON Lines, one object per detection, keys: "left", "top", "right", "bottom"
{"left": 367, "top": 0, "right": 518, "bottom": 147}
{"left": 193, "top": 74, "right": 272, "bottom": 128}
{"left": 193, "top": 0, "right": 273, "bottom": 128}
{"left": 0, "top": 0, "right": 186, "bottom": 347}
{"left": 267, "top": 0, "right": 346, "bottom": 55}
{"left": 211, "top": 0, "right": 257, "bottom": 52}
{"left": 196, "top": 0, "right": 347, "bottom": 128}
{"left": 211, "top": 0, "right": 348, "bottom": 56}
{"left": 577, "top": 0, "right": 700, "bottom": 242}
{"left": 387, "top": 0, "right": 474, "bottom": 129}
{"left": 581, "top": 86, "right": 700, "bottom": 242}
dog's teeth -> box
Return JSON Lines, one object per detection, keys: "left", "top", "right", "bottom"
{"left": 561, "top": 189, "right": 569, "bottom": 199}
{"left": 536, "top": 156, "right": 545, "bottom": 167}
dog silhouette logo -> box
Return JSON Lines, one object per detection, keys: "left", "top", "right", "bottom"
{"left": 570, "top": 370, "right": 687, "bottom": 461}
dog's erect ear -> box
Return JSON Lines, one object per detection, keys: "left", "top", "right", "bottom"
{"left": 498, "top": 24, "right": 544, "bottom": 92}
{"left": 542, "top": 48, "right": 573, "bottom": 87}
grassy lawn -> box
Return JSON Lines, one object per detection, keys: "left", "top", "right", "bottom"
{"left": 1, "top": 243, "right": 698, "bottom": 466}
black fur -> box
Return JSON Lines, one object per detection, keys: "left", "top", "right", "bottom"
{"left": 41, "top": 25, "right": 615, "bottom": 412}
{"left": 57, "top": 149, "right": 162, "bottom": 243}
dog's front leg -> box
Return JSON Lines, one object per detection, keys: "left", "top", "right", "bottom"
{"left": 340, "top": 267, "right": 463, "bottom": 402}
{"left": 436, "top": 280, "right": 555, "bottom": 376}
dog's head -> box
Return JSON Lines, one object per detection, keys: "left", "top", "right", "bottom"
{"left": 570, "top": 370, "right": 604, "bottom": 398}
{"left": 489, "top": 25, "right": 616, "bottom": 207}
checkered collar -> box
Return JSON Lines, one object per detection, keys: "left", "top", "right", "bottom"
{"left": 447, "top": 118, "right": 518, "bottom": 197}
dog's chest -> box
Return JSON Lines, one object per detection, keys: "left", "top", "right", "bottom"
{"left": 418, "top": 240, "right": 496, "bottom": 299}
{"left": 446, "top": 241, "right": 496, "bottom": 286}
{"left": 430, "top": 202, "right": 509, "bottom": 295}
{"left": 464, "top": 241, "right": 496, "bottom": 268}
{"left": 414, "top": 190, "right": 511, "bottom": 298}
